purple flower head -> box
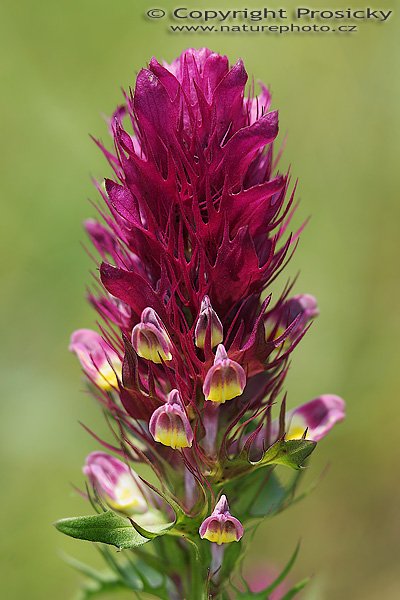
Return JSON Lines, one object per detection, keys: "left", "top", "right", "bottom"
{"left": 149, "top": 389, "right": 194, "bottom": 449}
{"left": 284, "top": 394, "right": 346, "bottom": 442}
{"left": 203, "top": 344, "right": 246, "bottom": 404}
{"left": 195, "top": 295, "right": 223, "bottom": 350}
{"left": 69, "top": 329, "right": 121, "bottom": 390}
{"left": 131, "top": 307, "right": 173, "bottom": 364}
{"left": 69, "top": 45, "right": 345, "bottom": 492}
{"left": 60, "top": 49, "right": 346, "bottom": 592}
{"left": 199, "top": 495, "right": 244, "bottom": 545}
{"left": 83, "top": 451, "right": 148, "bottom": 515}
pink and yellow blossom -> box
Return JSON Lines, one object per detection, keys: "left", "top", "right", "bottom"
{"left": 203, "top": 345, "right": 246, "bottom": 404}
{"left": 149, "top": 389, "right": 194, "bottom": 449}
{"left": 69, "top": 329, "right": 121, "bottom": 390}
{"left": 199, "top": 495, "right": 244, "bottom": 545}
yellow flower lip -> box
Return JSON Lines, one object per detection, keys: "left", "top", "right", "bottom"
{"left": 201, "top": 520, "right": 241, "bottom": 545}
{"left": 131, "top": 308, "right": 173, "bottom": 364}
{"left": 95, "top": 360, "right": 121, "bottom": 390}
{"left": 69, "top": 329, "right": 122, "bottom": 390}
{"left": 149, "top": 389, "right": 194, "bottom": 450}
{"left": 134, "top": 332, "right": 172, "bottom": 363}
{"left": 199, "top": 495, "right": 244, "bottom": 545}
{"left": 106, "top": 473, "right": 148, "bottom": 514}
{"left": 203, "top": 344, "right": 246, "bottom": 403}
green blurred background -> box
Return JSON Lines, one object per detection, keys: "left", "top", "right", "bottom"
{"left": 1, "top": 0, "right": 399, "bottom": 597}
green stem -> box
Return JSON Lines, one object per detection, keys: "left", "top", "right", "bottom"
{"left": 189, "top": 540, "right": 206, "bottom": 600}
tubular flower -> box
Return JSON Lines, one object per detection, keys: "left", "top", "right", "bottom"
{"left": 149, "top": 389, "right": 194, "bottom": 449}
{"left": 131, "top": 307, "right": 173, "bottom": 364}
{"left": 284, "top": 395, "right": 346, "bottom": 441}
{"left": 203, "top": 344, "right": 246, "bottom": 403}
{"left": 199, "top": 495, "right": 244, "bottom": 545}
{"left": 195, "top": 295, "right": 224, "bottom": 349}
{"left": 69, "top": 329, "right": 121, "bottom": 390}
{"left": 83, "top": 452, "right": 148, "bottom": 515}
{"left": 58, "top": 48, "right": 346, "bottom": 599}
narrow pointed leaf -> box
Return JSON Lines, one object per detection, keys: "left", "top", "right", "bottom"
{"left": 280, "top": 577, "right": 311, "bottom": 599}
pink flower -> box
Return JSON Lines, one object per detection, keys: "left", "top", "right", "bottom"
{"left": 149, "top": 389, "right": 194, "bottom": 449}
{"left": 284, "top": 395, "right": 345, "bottom": 442}
{"left": 83, "top": 452, "right": 148, "bottom": 515}
{"left": 69, "top": 329, "right": 121, "bottom": 390}
{"left": 131, "top": 307, "right": 173, "bottom": 364}
{"left": 203, "top": 345, "right": 246, "bottom": 404}
{"left": 199, "top": 495, "right": 244, "bottom": 545}
{"left": 243, "top": 394, "right": 345, "bottom": 459}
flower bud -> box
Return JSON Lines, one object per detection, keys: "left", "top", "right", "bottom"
{"left": 131, "top": 308, "right": 173, "bottom": 364}
{"left": 203, "top": 345, "right": 246, "bottom": 404}
{"left": 194, "top": 295, "right": 223, "bottom": 349}
{"left": 266, "top": 294, "right": 319, "bottom": 343}
{"left": 69, "top": 329, "right": 121, "bottom": 390}
{"left": 285, "top": 394, "right": 345, "bottom": 441}
{"left": 83, "top": 452, "right": 148, "bottom": 515}
{"left": 149, "top": 389, "right": 194, "bottom": 449}
{"left": 199, "top": 495, "right": 244, "bottom": 545}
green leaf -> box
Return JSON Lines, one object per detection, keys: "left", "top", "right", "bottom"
{"left": 280, "top": 577, "right": 311, "bottom": 599}
{"left": 62, "top": 553, "right": 112, "bottom": 583}
{"left": 217, "top": 439, "right": 316, "bottom": 487}
{"left": 129, "top": 519, "right": 176, "bottom": 540}
{"left": 262, "top": 543, "right": 301, "bottom": 595}
{"left": 253, "top": 439, "right": 317, "bottom": 470}
{"left": 219, "top": 541, "right": 243, "bottom": 583}
{"left": 250, "top": 471, "right": 287, "bottom": 516}
{"left": 96, "top": 546, "right": 143, "bottom": 590}
{"left": 76, "top": 579, "right": 130, "bottom": 599}
{"left": 54, "top": 511, "right": 150, "bottom": 549}
{"left": 251, "top": 469, "right": 306, "bottom": 518}
{"left": 62, "top": 537, "right": 171, "bottom": 598}
{"left": 229, "top": 543, "right": 307, "bottom": 599}
{"left": 134, "top": 559, "right": 164, "bottom": 589}
{"left": 97, "top": 546, "right": 170, "bottom": 599}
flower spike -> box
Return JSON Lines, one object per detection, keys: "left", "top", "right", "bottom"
{"left": 199, "top": 495, "right": 244, "bottom": 545}
{"left": 131, "top": 307, "right": 173, "bottom": 364}
{"left": 203, "top": 345, "right": 246, "bottom": 404}
{"left": 149, "top": 389, "right": 194, "bottom": 449}
{"left": 58, "top": 48, "right": 346, "bottom": 596}
{"left": 195, "top": 295, "right": 224, "bottom": 349}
